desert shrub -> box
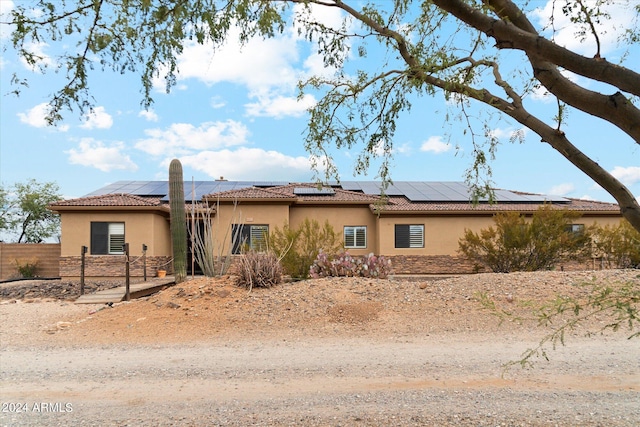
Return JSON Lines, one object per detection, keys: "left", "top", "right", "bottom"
{"left": 14, "top": 257, "right": 38, "bottom": 278}
{"left": 235, "top": 251, "right": 283, "bottom": 290}
{"left": 189, "top": 200, "right": 240, "bottom": 277}
{"left": 458, "top": 205, "right": 590, "bottom": 272}
{"left": 309, "top": 250, "right": 392, "bottom": 279}
{"left": 590, "top": 220, "right": 640, "bottom": 268}
{"left": 269, "top": 219, "right": 342, "bottom": 279}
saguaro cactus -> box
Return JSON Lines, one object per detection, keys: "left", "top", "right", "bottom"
{"left": 169, "top": 159, "right": 187, "bottom": 283}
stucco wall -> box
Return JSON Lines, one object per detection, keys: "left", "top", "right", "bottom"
{"left": 60, "top": 211, "right": 171, "bottom": 257}
{"left": 214, "top": 202, "right": 291, "bottom": 254}
{"left": 55, "top": 202, "right": 625, "bottom": 277}
{"left": 377, "top": 214, "right": 497, "bottom": 256}
{"left": 289, "top": 204, "right": 378, "bottom": 255}
{"left": 0, "top": 243, "right": 61, "bottom": 281}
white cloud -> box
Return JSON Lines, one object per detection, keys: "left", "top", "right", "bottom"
{"left": 548, "top": 183, "right": 575, "bottom": 196}
{"left": 66, "top": 138, "right": 138, "bottom": 172}
{"left": 155, "top": 28, "right": 300, "bottom": 93}
{"left": 138, "top": 109, "right": 159, "bottom": 122}
{"left": 420, "top": 136, "right": 451, "bottom": 154}
{"left": 488, "top": 126, "right": 528, "bottom": 142}
{"left": 18, "top": 41, "right": 53, "bottom": 71}
{"left": 530, "top": 69, "right": 580, "bottom": 101}
{"left": 135, "top": 120, "right": 250, "bottom": 157}
{"left": 17, "top": 103, "right": 50, "bottom": 128}
{"left": 17, "top": 102, "right": 69, "bottom": 131}
{"left": 180, "top": 147, "right": 313, "bottom": 181}
{"left": 245, "top": 93, "right": 316, "bottom": 118}
{"left": 151, "top": 8, "right": 347, "bottom": 119}
{"left": 532, "top": 1, "right": 635, "bottom": 56}
{"left": 395, "top": 142, "right": 412, "bottom": 155}
{"left": 81, "top": 106, "right": 113, "bottom": 129}
{"left": 293, "top": 2, "right": 349, "bottom": 39}
{"left": 210, "top": 96, "right": 226, "bottom": 109}
{"left": 0, "top": 1, "right": 14, "bottom": 40}
{"left": 611, "top": 166, "right": 640, "bottom": 186}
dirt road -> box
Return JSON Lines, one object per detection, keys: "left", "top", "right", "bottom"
{"left": 2, "top": 335, "right": 639, "bottom": 426}
{"left": 1, "top": 270, "right": 639, "bottom": 426}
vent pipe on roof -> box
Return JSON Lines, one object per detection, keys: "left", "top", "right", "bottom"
{"left": 216, "top": 176, "right": 227, "bottom": 181}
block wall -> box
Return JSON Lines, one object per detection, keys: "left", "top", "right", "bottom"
{"left": 0, "top": 243, "right": 61, "bottom": 281}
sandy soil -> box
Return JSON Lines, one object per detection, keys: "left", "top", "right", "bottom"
{"left": 1, "top": 270, "right": 639, "bottom": 426}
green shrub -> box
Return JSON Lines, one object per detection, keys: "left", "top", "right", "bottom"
{"left": 310, "top": 250, "right": 392, "bottom": 279}
{"left": 235, "top": 251, "right": 283, "bottom": 290}
{"left": 14, "top": 257, "right": 38, "bottom": 278}
{"left": 590, "top": 220, "right": 640, "bottom": 268}
{"left": 458, "top": 205, "right": 590, "bottom": 272}
{"left": 269, "top": 219, "right": 342, "bottom": 279}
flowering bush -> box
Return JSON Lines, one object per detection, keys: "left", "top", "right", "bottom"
{"left": 309, "top": 251, "right": 392, "bottom": 279}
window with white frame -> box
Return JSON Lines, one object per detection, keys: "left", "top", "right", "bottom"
{"left": 344, "top": 226, "right": 367, "bottom": 249}
{"left": 231, "top": 224, "right": 269, "bottom": 254}
{"left": 395, "top": 224, "right": 424, "bottom": 248}
{"left": 565, "top": 224, "right": 585, "bottom": 235}
{"left": 91, "top": 222, "right": 125, "bottom": 255}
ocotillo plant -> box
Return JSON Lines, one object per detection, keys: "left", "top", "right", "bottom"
{"left": 169, "top": 159, "right": 187, "bottom": 283}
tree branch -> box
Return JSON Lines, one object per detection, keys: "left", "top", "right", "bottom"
{"left": 433, "top": 0, "right": 640, "bottom": 97}
{"left": 433, "top": 0, "right": 640, "bottom": 144}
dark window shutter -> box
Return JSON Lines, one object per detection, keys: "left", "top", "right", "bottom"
{"left": 395, "top": 225, "right": 410, "bottom": 248}
{"left": 355, "top": 227, "right": 366, "bottom": 248}
{"left": 91, "top": 222, "right": 109, "bottom": 254}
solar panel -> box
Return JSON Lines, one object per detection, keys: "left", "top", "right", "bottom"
{"left": 136, "top": 181, "right": 168, "bottom": 196}
{"left": 293, "top": 187, "right": 335, "bottom": 195}
{"left": 84, "top": 180, "right": 570, "bottom": 205}
{"left": 340, "top": 181, "right": 363, "bottom": 191}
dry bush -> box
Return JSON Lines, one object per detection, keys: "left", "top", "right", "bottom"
{"left": 235, "top": 251, "right": 283, "bottom": 290}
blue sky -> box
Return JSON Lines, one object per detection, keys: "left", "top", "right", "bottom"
{"left": 0, "top": 0, "right": 638, "bottom": 202}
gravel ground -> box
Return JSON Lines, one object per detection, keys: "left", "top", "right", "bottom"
{"left": 1, "top": 270, "right": 639, "bottom": 426}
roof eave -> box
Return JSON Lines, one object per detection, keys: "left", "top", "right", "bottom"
{"left": 49, "top": 205, "right": 170, "bottom": 213}
{"left": 204, "top": 197, "right": 297, "bottom": 203}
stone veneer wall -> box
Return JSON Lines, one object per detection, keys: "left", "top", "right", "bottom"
{"left": 387, "top": 255, "right": 481, "bottom": 275}
{"left": 388, "top": 255, "right": 610, "bottom": 275}
{"left": 60, "top": 255, "right": 172, "bottom": 279}
{"left": 59, "top": 254, "right": 611, "bottom": 280}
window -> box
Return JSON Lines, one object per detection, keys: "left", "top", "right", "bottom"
{"left": 565, "top": 224, "right": 585, "bottom": 234}
{"left": 232, "top": 224, "right": 269, "bottom": 254}
{"left": 344, "top": 226, "right": 366, "bottom": 249}
{"left": 91, "top": 222, "right": 125, "bottom": 255}
{"left": 395, "top": 224, "right": 424, "bottom": 248}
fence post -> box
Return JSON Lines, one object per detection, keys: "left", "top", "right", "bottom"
{"left": 142, "top": 244, "right": 147, "bottom": 282}
{"left": 80, "top": 245, "right": 87, "bottom": 295}
{"left": 124, "top": 243, "right": 130, "bottom": 301}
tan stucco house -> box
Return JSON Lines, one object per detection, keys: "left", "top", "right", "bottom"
{"left": 48, "top": 180, "right": 623, "bottom": 279}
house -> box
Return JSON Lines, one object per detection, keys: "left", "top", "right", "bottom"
{"left": 48, "top": 180, "right": 623, "bottom": 279}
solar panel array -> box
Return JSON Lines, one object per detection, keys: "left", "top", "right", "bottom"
{"left": 293, "top": 187, "right": 335, "bottom": 196}
{"left": 84, "top": 180, "right": 569, "bottom": 203}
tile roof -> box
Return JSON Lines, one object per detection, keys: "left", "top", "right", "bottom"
{"left": 50, "top": 193, "right": 164, "bottom": 208}
{"left": 54, "top": 181, "right": 621, "bottom": 215}
{"left": 204, "top": 186, "right": 295, "bottom": 200}
{"left": 374, "top": 196, "right": 621, "bottom": 213}
{"left": 204, "top": 184, "right": 380, "bottom": 203}
{"left": 277, "top": 184, "right": 380, "bottom": 203}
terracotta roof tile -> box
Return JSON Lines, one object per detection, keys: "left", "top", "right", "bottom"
{"left": 204, "top": 184, "right": 379, "bottom": 203}
{"left": 204, "top": 186, "right": 294, "bottom": 200}
{"left": 277, "top": 184, "right": 380, "bottom": 203}
{"left": 50, "top": 193, "right": 163, "bottom": 207}
{"left": 374, "top": 196, "right": 620, "bottom": 213}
